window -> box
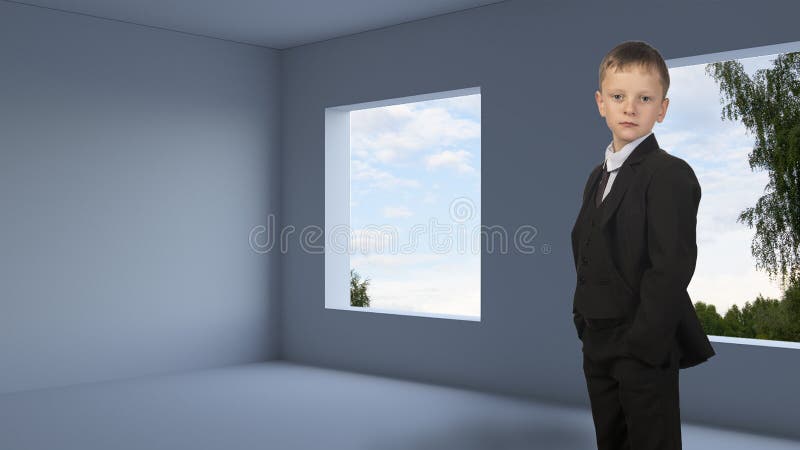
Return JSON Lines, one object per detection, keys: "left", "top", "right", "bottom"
{"left": 325, "top": 87, "right": 481, "bottom": 321}
{"left": 665, "top": 41, "right": 800, "bottom": 347}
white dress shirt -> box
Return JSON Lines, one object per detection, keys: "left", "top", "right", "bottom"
{"left": 599, "top": 130, "right": 653, "bottom": 201}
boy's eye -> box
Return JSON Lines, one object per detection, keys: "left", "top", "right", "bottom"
{"left": 611, "top": 94, "right": 652, "bottom": 102}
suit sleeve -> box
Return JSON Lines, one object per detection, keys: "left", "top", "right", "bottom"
{"left": 572, "top": 166, "right": 599, "bottom": 341}
{"left": 572, "top": 170, "right": 595, "bottom": 269}
{"left": 623, "top": 159, "right": 701, "bottom": 366}
{"left": 573, "top": 306, "right": 585, "bottom": 340}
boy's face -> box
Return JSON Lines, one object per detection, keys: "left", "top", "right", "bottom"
{"left": 595, "top": 64, "right": 669, "bottom": 152}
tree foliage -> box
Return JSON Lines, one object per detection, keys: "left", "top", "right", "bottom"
{"left": 694, "top": 277, "right": 800, "bottom": 342}
{"left": 705, "top": 52, "right": 800, "bottom": 289}
{"left": 350, "top": 269, "right": 371, "bottom": 307}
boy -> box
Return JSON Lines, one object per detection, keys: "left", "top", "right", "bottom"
{"left": 570, "top": 40, "right": 716, "bottom": 450}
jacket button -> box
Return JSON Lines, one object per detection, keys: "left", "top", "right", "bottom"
{"left": 584, "top": 238, "right": 591, "bottom": 246}
{"left": 578, "top": 276, "right": 586, "bottom": 284}
{"left": 581, "top": 256, "right": 589, "bottom": 266}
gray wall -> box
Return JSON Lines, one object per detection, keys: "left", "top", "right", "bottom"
{"left": 281, "top": 0, "right": 800, "bottom": 440}
{"left": 0, "top": 1, "right": 282, "bottom": 393}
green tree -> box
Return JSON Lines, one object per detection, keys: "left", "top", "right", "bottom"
{"left": 350, "top": 269, "right": 371, "bottom": 307}
{"left": 695, "top": 301, "right": 726, "bottom": 335}
{"left": 742, "top": 295, "right": 787, "bottom": 340}
{"left": 694, "top": 278, "right": 800, "bottom": 343}
{"left": 705, "top": 52, "right": 800, "bottom": 289}
{"left": 781, "top": 279, "right": 800, "bottom": 340}
{"left": 722, "top": 303, "right": 751, "bottom": 337}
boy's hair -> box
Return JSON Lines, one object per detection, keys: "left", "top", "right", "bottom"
{"left": 599, "top": 40, "right": 670, "bottom": 99}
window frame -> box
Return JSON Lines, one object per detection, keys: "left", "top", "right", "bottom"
{"left": 324, "top": 86, "right": 482, "bottom": 321}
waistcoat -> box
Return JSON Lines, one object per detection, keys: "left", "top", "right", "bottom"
{"left": 572, "top": 172, "right": 638, "bottom": 319}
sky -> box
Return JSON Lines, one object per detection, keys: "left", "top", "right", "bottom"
{"left": 660, "top": 52, "right": 788, "bottom": 316}
{"left": 348, "top": 50, "right": 792, "bottom": 319}
{"left": 349, "top": 94, "right": 481, "bottom": 318}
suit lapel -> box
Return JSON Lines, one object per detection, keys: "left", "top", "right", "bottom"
{"left": 597, "top": 164, "right": 634, "bottom": 227}
{"left": 576, "top": 165, "right": 603, "bottom": 222}
{"left": 585, "top": 133, "right": 661, "bottom": 228}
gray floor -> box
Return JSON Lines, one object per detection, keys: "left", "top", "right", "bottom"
{"left": 1, "top": 361, "right": 797, "bottom": 450}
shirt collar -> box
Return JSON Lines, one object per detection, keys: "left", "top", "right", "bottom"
{"left": 604, "top": 130, "right": 653, "bottom": 172}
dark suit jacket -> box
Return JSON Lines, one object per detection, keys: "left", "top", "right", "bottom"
{"left": 571, "top": 133, "right": 716, "bottom": 369}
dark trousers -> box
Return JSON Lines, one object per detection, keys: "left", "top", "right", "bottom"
{"left": 581, "top": 318, "right": 683, "bottom": 450}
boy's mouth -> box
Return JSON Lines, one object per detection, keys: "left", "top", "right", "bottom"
{"left": 620, "top": 122, "right": 637, "bottom": 126}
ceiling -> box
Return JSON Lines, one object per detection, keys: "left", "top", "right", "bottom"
{"left": 11, "top": 0, "right": 509, "bottom": 50}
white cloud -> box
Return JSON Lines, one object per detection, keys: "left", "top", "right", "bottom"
{"left": 422, "top": 191, "right": 439, "bottom": 204}
{"left": 351, "top": 253, "right": 445, "bottom": 268}
{"left": 352, "top": 257, "right": 480, "bottom": 317}
{"left": 425, "top": 149, "right": 476, "bottom": 174}
{"left": 350, "top": 228, "right": 400, "bottom": 254}
{"left": 383, "top": 206, "right": 413, "bottom": 218}
{"left": 350, "top": 99, "right": 480, "bottom": 166}
{"left": 433, "top": 94, "right": 481, "bottom": 119}
{"left": 351, "top": 159, "right": 421, "bottom": 190}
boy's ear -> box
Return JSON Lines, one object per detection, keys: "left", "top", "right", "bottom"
{"left": 595, "top": 90, "right": 605, "bottom": 117}
{"left": 657, "top": 97, "right": 670, "bottom": 122}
